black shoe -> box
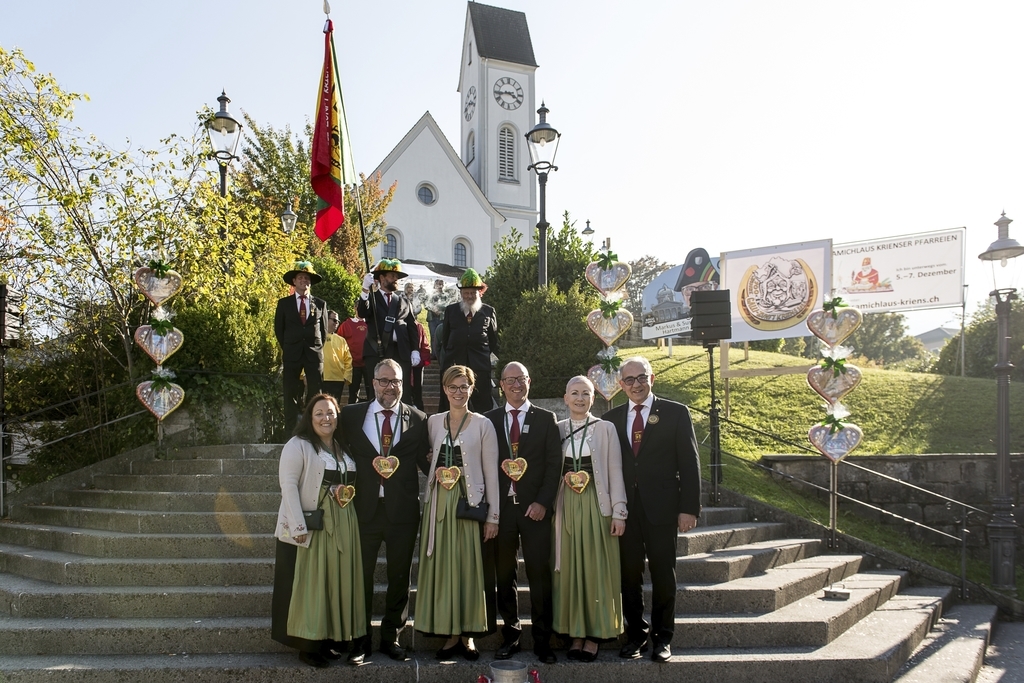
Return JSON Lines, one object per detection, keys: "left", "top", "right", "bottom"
{"left": 346, "top": 649, "right": 366, "bottom": 666}
{"left": 619, "top": 638, "right": 649, "bottom": 659}
{"left": 464, "top": 641, "right": 480, "bottom": 661}
{"left": 567, "top": 648, "right": 582, "bottom": 661}
{"left": 580, "top": 648, "right": 599, "bottom": 663}
{"left": 320, "top": 648, "right": 342, "bottom": 661}
{"left": 534, "top": 645, "right": 557, "bottom": 664}
{"left": 495, "top": 639, "right": 520, "bottom": 660}
{"left": 299, "top": 651, "right": 330, "bottom": 668}
{"left": 380, "top": 641, "right": 408, "bottom": 661}
{"left": 436, "top": 641, "right": 464, "bottom": 660}
{"left": 651, "top": 642, "right": 671, "bottom": 663}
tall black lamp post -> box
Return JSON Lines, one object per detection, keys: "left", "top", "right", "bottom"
{"left": 525, "top": 103, "right": 561, "bottom": 287}
{"left": 979, "top": 211, "right": 1024, "bottom": 590}
{"left": 206, "top": 91, "right": 243, "bottom": 197}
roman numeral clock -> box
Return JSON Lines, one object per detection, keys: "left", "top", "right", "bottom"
{"left": 492, "top": 76, "right": 524, "bottom": 110}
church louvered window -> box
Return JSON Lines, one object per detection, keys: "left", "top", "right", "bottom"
{"left": 498, "top": 126, "right": 516, "bottom": 181}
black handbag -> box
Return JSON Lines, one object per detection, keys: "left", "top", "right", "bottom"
{"left": 302, "top": 485, "right": 330, "bottom": 531}
{"left": 456, "top": 497, "right": 489, "bottom": 523}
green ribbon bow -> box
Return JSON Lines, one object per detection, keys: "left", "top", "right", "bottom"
{"left": 147, "top": 259, "right": 172, "bottom": 277}
{"left": 596, "top": 251, "right": 619, "bottom": 270}
{"left": 599, "top": 299, "right": 621, "bottom": 319}
{"left": 149, "top": 318, "right": 175, "bottom": 335}
{"left": 822, "top": 296, "right": 848, "bottom": 320}
{"left": 820, "top": 356, "right": 848, "bottom": 377}
{"left": 599, "top": 355, "right": 622, "bottom": 373}
{"left": 820, "top": 414, "right": 848, "bottom": 435}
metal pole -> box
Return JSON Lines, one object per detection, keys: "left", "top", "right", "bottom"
{"left": 960, "top": 504, "right": 970, "bottom": 600}
{"left": 960, "top": 284, "right": 968, "bottom": 377}
{"left": 989, "top": 288, "right": 1017, "bottom": 590}
{"left": 537, "top": 171, "right": 549, "bottom": 287}
{"left": 0, "top": 283, "right": 6, "bottom": 518}
{"left": 828, "top": 461, "right": 838, "bottom": 550}
{"left": 706, "top": 344, "right": 722, "bottom": 505}
{"left": 218, "top": 164, "right": 227, "bottom": 198}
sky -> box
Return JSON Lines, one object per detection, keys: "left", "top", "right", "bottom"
{"left": 3, "top": 0, "right": 1024, "bottom": 335}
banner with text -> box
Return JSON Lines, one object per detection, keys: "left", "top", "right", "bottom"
{"left": 640, "top": 248, "right": 720, "bottom": 340}
{"left": 833, "top": 228, "right": 965, "bottom": 312}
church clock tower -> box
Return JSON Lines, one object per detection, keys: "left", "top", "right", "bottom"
{"left": 458, "top": 3, "right": 538, "bottom": 242}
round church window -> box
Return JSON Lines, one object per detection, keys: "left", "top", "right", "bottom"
{"left": 417, "top": 183, "right": 437, "bottom": 206}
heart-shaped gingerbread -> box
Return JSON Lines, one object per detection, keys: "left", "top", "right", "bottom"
{"left": 806, "top": 308, "right": 862, "bottom": 347}
{"left": 585, "top": 261, "right": 632, "bottom": 296}
{"left": 435, "top": 466, "right": 461, "bottom": 490}
{"left": 134, "top": 325, "right": 184, "bottom": 365}
{"left": 808, "top": 423, "right": 863, "bottom": 463}
{"left": 586, "top": 309, "right": 634, "bottom": 346}
{"left": 331, "top": 484, "right": 356, "bottom": 508}
{"left": 133, "top": 267, "right": 183, "bottom": 307}
{"left": 373, "top": 455, "right": 400, "bottom": 479}
{"left": 564, "top": 470, "right": 590, "bottom": 494}
{"left": 501, "top": 458, "right": 528, "bottom": 481}
{"left": 587, "top": 364, "right": 621, "bottom": 401}
{"left": 806, "top": 365, "right": 862, "bottom": 405}
{"left": 136, "top": 380, "right": 185, "bottom": 421}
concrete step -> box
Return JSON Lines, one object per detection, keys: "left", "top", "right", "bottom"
{"left": 0, "top": 543, "right": 272, "bottom": 586}
{"left": 694, "top": 506, "right": 749, "bottom": 527}
{"left": 158, "top": 444, "right": 283, "bottom": 461}
{"left": 92, "top": 474, "right": 278, "bottom": 492}
{"left": 60, "top": 490, "right": 280, "bottom": 513}
{"left": 677, "top": 538, "right": 822, "bottom": 583}
{"left": 677, "top": 554, "right": 863, "bottom": 613}
{"left": 893, "top": 602, "right": 998, "bottom": 683}
{"left": 125, "top": 458, "right": 279, "bottom": 476}
{"left": 0, "top": 522, "right": 274, "bottom": 558}
{"left": 10, "top": 505, "right": 276, "bottom": 535}
{"left": 678, "top": 522, "right": 789, "bottom": 555}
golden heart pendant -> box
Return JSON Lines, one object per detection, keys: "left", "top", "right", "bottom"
{"left": 136, "top": 380, "right": 185, "bottom": 421}
{"left": 331, "top": 484, "right": 356, "bottom": 508}
{"left": 587, "top": 364, "right": 621, "bottom": 401}
{"left": 501, "top": 458, "right": 528, "bottom": 481}
{"left": 133, "top": 267, "right": 183, "bottom": 307}
{"left": 373, "top": 455, "right": 400, "bottom": 479}
{"left": 435, "top": 466, "right": 462, "bottom": 490}
{"left": 585, "top": 261, "right": 632, "bottom": 296}
{"left": 806, "top": 308, "right": 862, "bottom": 347}
{"left": 806, "top": 365, "right": 862, "bottom": 405}
{"left": 134, "top": 325, "right": 184, "bottom": 365}
{"left": 586, "top": 309, "right": 634, "bottom": 346}
{"left": 808, "top": 423, "right": 863, "bottom": 463}
{"left": 564, "top": 470, "right": 590, "bottom": 494}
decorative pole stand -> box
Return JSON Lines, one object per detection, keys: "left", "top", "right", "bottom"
{"left": 583, "top": 250, "right": 633, "bottom": 408}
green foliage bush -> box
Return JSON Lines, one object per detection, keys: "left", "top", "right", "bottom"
{"left": 307, "top": 255, "right": 362, "bottom": 320}
{"left": 934, "top": 298, "right": 1024, "bottom": 379}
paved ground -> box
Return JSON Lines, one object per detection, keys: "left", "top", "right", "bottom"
{"left": 978, "top": 622, "right": 1024, "bottom": 683}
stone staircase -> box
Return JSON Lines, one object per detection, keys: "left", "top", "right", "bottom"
{"left": 0, "top": 443, "right": 999, "bottom": 682}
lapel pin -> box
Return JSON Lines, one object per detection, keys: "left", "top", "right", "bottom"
{"left": 648, "top": 415, "right": 660, "bottom": 424}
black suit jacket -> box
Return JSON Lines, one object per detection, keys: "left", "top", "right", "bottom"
{"left": 356, "top": 290, "right": 418, "bottom": 363}
{"left": 603, "top": 395, "right": 702, "bottom": 524}
{"left": 485, "top": 404, "right": 562, "bottom": 510}
{"left": 274, "top": 294, "right": 328, "bottom": 365}
{"left": 339, "top": 401, "right": 430, "bottom": 525}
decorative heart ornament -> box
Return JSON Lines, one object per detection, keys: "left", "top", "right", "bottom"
{"left": 501, "top": 458, "right": 528, "bottom": 481}
{"left": 806, "top": 308, "right": 863, "bottom": 347}
{"left": 806, "top": 365, "right": 862, "bottom": 405}
{"left": 373, "top": 455, "right": 400, "bottom": 479}
{"left": 585, "top": 261, "right": 632, "bottom": 296}
{"left": 134, "top": 325, "right": 184, "bottom": 365}
{"left": 330, "top": 484, "right": 356, "bottom": 508}
{"left": 435, "top": 466, "right": 462, "bottom": 490}
{"left": 587, "top": 309, "right": 634, "bottom": 346}
{"left": 564, "top": 470, "right": 590, "bottom": 494}
{"left": 133, "top": 267, "right": 183, "bottom": 307}
{"left": 808, "top": 423, "right": 863, "bottom": 463}
{"left": 136, "top": 381, "right": 185, "bottom": 421}
{"left": 587, "top": 365, "right": 621, "bottom": 401}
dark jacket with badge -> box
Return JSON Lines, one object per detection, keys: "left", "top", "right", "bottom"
{"left": 485, "top": 404, "right": 562, "bottom": 510}
{"left": 357, "top": 289, "right": 418, "bottom": 364}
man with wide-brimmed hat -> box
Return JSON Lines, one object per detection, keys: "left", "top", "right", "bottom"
{"left": 274, "top": 261, "right": 329, "bottom": 433}
{"left": 356, "top": 259, "right": 420, "bottom": 402}
{"left": 438, "top": 268, "right": 499, "bottom": 413}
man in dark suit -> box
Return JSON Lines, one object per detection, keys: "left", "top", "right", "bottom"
{"left": 273, "top": 261, "right": 329, "bottom": 434}
{"left": 339, "top": 358, "right": 430, "bottom": 663}
{"left": 485, "top": 362, "right": 562, "bottom": 664}
{"left": 438, "top": 268, "right": 499, "bottom": 413}
{"left": 603, "top": 356, "right": 701, "bottom": 663}
{"left": 357, "top": 259, "right": 420, "bottom": 404}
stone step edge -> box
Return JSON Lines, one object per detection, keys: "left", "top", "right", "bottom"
{"left": 892, "top": 602, "right": 998, "bottom": 683}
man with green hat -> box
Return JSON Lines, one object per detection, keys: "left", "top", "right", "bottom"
{"left": 274, "top": 261, "right": 328, "bottom": 432}
{"left": 357, "top": 259, "right": 420, "bottom": 402}
{"left": 438, "top": 268, "right": 499, "bottom": 413}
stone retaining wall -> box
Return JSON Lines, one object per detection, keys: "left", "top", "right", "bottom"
{"left": 759, "top": 453, "right": 1024, "bottom": 549}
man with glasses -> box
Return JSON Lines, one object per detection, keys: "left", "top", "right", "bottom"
{"left": 485, "top": 362, "right": 562, "bottom": 664}
{"left": 321, "top": 310, "right": 353, "bottom": 403}
{"left": 603, "top": 356, "right": 701, "bottom": 663}
{"left": 339, "top": 359, "right": 430, "bottom": 663}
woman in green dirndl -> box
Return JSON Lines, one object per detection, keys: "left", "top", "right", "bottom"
{"left": 416, "top": 365, "right": 500, "bottom": 660}
{"left": 272, "top": 393, "right": 366, "bottom": 668}
{"left": 553, "top": 376, "right": 627, "bottom": 662}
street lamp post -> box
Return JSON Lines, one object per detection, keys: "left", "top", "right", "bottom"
{"left": 206, "top": 91, "right": 243, "bottom": 197}
{"left": 978, "top": 211, "right": 1024, "bottom": 590}
{"left": 279, "top": 200, "right": 298, "bottom": 234}
{"left": 525, "top": 103, "right": 561, "bottom": 287}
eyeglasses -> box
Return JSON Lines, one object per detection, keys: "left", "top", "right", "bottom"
{"left": 501, "top": 376, "right": 529, "bottom": 386}
{"left": 375, "top": 378, "right": 401, "bottom": 388}
{"left": 621, "top": 374, "right": 650, "bottom": 386}
{"left": 445, "top": 385, "right": 471, "bottom": 394}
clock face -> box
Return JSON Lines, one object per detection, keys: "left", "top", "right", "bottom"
{"left": 493, "top": 77, "right": 524, "bottom": 110}
{"left": 464, "top": 86, "right": 477, "bottom": 121}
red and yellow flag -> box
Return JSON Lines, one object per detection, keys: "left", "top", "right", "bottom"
{"left": 311, "top": 19, "right": 355, "bottom": 241}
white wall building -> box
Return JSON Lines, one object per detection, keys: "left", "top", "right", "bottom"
{"left": 369, "top": 2, "right": 539, "bottom": 274}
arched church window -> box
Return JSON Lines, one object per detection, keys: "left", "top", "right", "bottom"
{"left": 454, "top": 241, "right": 468, "bottom": 268}
{"left": 383, "top": 233, "right": 398, "bottom": 259}
{"left": 498, "top": 126, "right": 516, "bottom": 181}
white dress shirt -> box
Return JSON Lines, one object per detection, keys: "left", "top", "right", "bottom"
{"left": 362, "top": 400, "right": 403, "bottom": 496}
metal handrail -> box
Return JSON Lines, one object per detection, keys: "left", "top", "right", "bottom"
{"left": 4, "top": 410, "right": 148, "bottom": 461}
{"left": 3, "top": 381, "right": 135, "bottom": 426}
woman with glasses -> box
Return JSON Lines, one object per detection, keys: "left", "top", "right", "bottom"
{"left": 272, "top": 393, "right": 366, "bottom": 668}
{"left": 552, "top": 376, "right": 627, "bottom": 662}
{"left": 415, "top": 365, "right": 500, "bottom": 660}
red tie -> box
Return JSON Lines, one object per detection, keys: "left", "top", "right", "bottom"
{"left": 385, "top": 292, "right": 392, "bottom": 307}
{"left": 509, "top": 409, "right": 521, "bottom": 495}
{"left": 380, "top": 409, "right": 394, "bottom": 490}
{"left": 632, "top": 405, "right": 645, "bottom": 456}
{"left": 298, "top": 296, "right": 307, "bottom": 324}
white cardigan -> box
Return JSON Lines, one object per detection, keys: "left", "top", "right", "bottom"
{"left": 275, "top": 436, "right": 350, "bottom": 548}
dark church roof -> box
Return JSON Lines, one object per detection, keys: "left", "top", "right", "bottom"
{"left": 468, "top": 2, "right": 538, "bottom": 67}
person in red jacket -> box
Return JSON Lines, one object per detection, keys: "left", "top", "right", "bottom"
{"left": 339, "top": 313, "right": 369, "bottom": 404}
{"left": 407, "top": 320, "right": 431, "bottom": 411}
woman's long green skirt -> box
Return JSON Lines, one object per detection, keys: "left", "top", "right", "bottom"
{"left": 286, "top": 490, "right": 367, "bottom": 642}
{"left": 552, "top": 483, "right": 623, "bottom": 639}
{"left": 415, "top": 481, "right": 488, "bottom": 636}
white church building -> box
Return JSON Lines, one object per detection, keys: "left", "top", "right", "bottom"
{"left": 369, "top": 2, "right": 540, "bottom": 276}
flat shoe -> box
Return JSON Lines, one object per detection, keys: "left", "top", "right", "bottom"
{"left": 299, "top": 651, "right": 330, "bottom": 668}
{"left": 464, "top": 642, "right": 480, "bottom": 661}
{"left": 436, "top": 641, "right": 463, "bottom": 660}
{"left": 567, "top": 648, "right": 582, "bottom": 661}
{"left": 580, "top": 648, "right": 598, "bottom": 662}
